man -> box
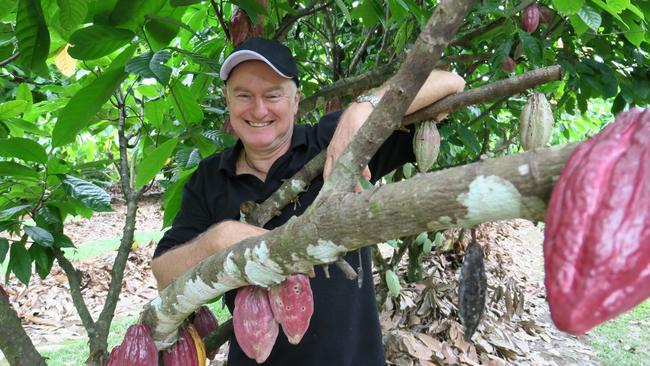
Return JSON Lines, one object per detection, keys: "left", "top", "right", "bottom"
{"left": 152, "top": 37, "right": 465, "bottom": 365}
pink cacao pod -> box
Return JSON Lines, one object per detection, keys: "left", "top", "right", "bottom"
{"left": 192, "top": 306, "right": 219, "bottom": 359}
{"left": 234, "top": 286, "right": 279, "bottom": 363}
{"left": 539, "top": 6, "right": 553, "bottom": 24}
{"left": 544, "top": 108, "right": 650, "bottom": 335}
{"left": 268, "top": 274, "right": 314, "bottom": 344}
{"left": 522, "top": 5, "right": 540, "bottom": 33}
{"left": 107, "top": 324, "right": 158, "bottom": 365}
{"left": 500, "top": 57, "right": 516, "bottom": 73}
{"left": 229, "top": 9, "right": 253, "bottom": 46}
{"left": 519, "top": 92, "right": 554, "bottom": 150}
{"left": 413, "top": 121, "right": 441, "bottom": 173}
{"left": 162, "top": 327, "right": 201, "bottom": 366}
{"left": 324, "top": 97, "right": 342, "bottom": 114}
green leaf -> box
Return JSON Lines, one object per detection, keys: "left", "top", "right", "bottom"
{"left": 233, "top": 0, "right": 268, "bottom": 24}
{"left": 68, "top": 25, "right": 134, "bottom": 60}
{"left": 414, "top": 232, "right": 428, "bottom": 245}
{"left": 0, "top": 205, "right": 31, "bottom": 221}
{"left": 434, "top": 232, "right": 444, "bottom": 246}
{"left": 144, "top": 99, "right": 167, "bottom": 128}
{"left": 135, "top": 138, "right": 178, "bottom": 187}
{"left": 569, "top": 14, "right": 589, "bottom": 35}
{"left": 0, "top": 238, "right": 8, "bottom": 263}
{"left": 162, "top": 167, "right": 196, "bottom": 228}
{"left": 170, "top": 0, "right": 202, "bottom": 6}
{"left": 57, "top": 0, "right": 88, "bottom": 32}
{"left": 422, "top": 237, "right": 433, "bottom": 254}
{"left": 62, "top": 175, "right": 112, "bottom": 212}
{"left": 456, "top": 126, "right": 481, "bottom": 155}
{"left": 16, "top": 83, "right": 32, "bottom": 112}
{"left": 619, "top": 12, "right": 645, "bottom": 46}
{"left": 553, "top": 0, "right": 584, "bottom": 15}
{"left": 385, "top": 269, "right": 401, "bottom": 298}
{"left": 0, "top": 100, "right": 28, "bottom": 119}
{"left": 518, "top": 31, "right": 542, "bottom": 65}
{"left": 46, "top": 158, "right": 70, "bottom": 175}
{"left": 53, "top": 46, "right": 136, "bottom": 147}
{"left": 335, "top": 0, "right": 353, "bottom": 24}
{"left": 4, "top": 118, "right": 44, "bottom": 136}
{"left": 15, "top": 0, "right": 50, "bottom": 75}
{"left": 387, "top": 0, "right": 409, "bottom": 22}
{"left": 0, "top": 137, "right": 47, "bottom": 163}
{"left": 578, "top": 5, "right": 602, "bottom": 31}
{"left": 29, "top": 243, "right": 53, "bottom": 279}
{"left": 350, "top": 0, "right": 382, "bottom": 28}
{"left": 170, "top": 82, "right": 203, "bottom": 126}
{"left": 589, "top": 0, "right": 625, "bottom": 23}
{"left": 125, "top": 51, "right": 172, "bottom": 86}
{"left": 0, "top": 161, "right": 40, "bottom": 179}
{"left": 24, "top": 225, "right": 54, "bottom": 247}
{"left": 7, "top": 241, "right": 31, "bottom": 285}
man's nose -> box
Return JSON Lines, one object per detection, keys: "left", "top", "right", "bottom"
{"left": 251, "top": 97, "right": 268, "bottom": 119}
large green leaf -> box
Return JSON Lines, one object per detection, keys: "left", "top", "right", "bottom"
{"left": 170, "top": 0, "right": 202, "bottom": 5}
{"left": 109, "top": 0, "right": 166, "bottom": 30}
{"left": 553, "top": 0, "right": 584, "bottom": 15}
{"left": 57, "top": 0, "right": 88, "bottom": 32}
{"left": 0, "top": 100, "right": 28, "bottom": 119}
{"left": 135, "top": 138, "right": 178, "bottom": 187}
{"left": 578, "top": 5, "right": 602, "bottom": 31}
{"left": 68, "top": 25, "right": 134, "bottom": 60}
{"left": 170, "top": 82, "right": 203, "bottom": 126}
{"left": 518, "top": 31, "right": 543, "bottom": 65}
{"left": 144, "top": 99, "right": 167, "bottom": 128}
{"left": 0, "top": 161, "right": 40, "bottom": 179}
{"left": 0, "top": 137, "right": 47, "bottom": 163}
{"left": 0, "top": 238, "right": 8, "bottom": 263}
{"left": 7, "top": 241, "right": 31, "bottom": 285}
{"left": 62, "top": 175, "right": 112, "bottom": 212}
{"left": 0, "top": 205, "right": 31, "bottom": 221}
{"left": 52, "top": 46, "right": 135, "bottom": 147}
{"left": 162, "top": 167, "right": 196, "bottom": 227}
{"left": 125, "top": 51, "right": 172, "bottom": 86}
{"left": 24, "top": 225, "right": 54, "bottom": 247}
{"left": 29, "top": 243, "right": 54, "bottom": 279}
{"left": 4, "top": 118, "right": 46, "bottom": 136}
{"left": 15, "top": 0, "right": 50, "bottom": 75}
{"left": 15, "top": 83, "right": 32, "bottom": 112}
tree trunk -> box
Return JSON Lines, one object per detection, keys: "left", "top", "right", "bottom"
{"left": 0, "top": 296, "right": 47, "bottom": 365}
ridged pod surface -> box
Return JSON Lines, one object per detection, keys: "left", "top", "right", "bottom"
{"left": 268, "top": 274, "right": 314, "bottom": 344}
{"left": 519, "top": 92, "right": 554, "bottom": 150}
{"left": 413, "top": 121, "right": 441, "bottom": 173}
{"left": 233, "top": 286, "right": 279, "bottom": 363}
{"left": 162, "top": 327, "right": 199, "bottom": 366}
{"left": 192, "top": 306, "right": 219, "bottom": 359}
{"left": 544, "top": 108, "right": 650, "bottom": 334}
{"left": 106, "top": 324, "right": 158, "bottom": 365}
{"left": 522, "top": 4, "right": 540, "bottom": 33}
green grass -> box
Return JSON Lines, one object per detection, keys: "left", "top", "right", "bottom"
{"left": 62, "top": 230, "right": 164, "bottom": 261}
{"left": 591, "top": 300, "right": 650, "bottom": 366}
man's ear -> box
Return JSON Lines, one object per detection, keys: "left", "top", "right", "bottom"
{"left": 292, "top": 89, "right": 301, "bottom": 115}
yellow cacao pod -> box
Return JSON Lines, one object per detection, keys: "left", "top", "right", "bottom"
{"left": 520, "top": 92, "right": 554, "bottom": 150}
{"left": 187, "top": 325, "right": 207, "bottom": 366}
{"left": 413, "top": 121, "right": 441, "bottom": 173}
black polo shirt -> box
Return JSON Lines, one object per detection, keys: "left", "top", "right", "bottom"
{"left": 155, "top": 111, "right": 415, "bottom": 365}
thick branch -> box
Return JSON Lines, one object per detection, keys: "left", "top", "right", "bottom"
{"left": 53, "top": 249, "right": 95, "bottom": 331}
{"left": 0, "top": 295, "right": 46, "bottom": 365}
{"left": 142, "top": 142, "right": 575, "bottom": 346}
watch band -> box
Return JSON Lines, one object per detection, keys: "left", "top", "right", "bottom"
{"left": 355, "top": 94, "right": 381, "bottom": 108}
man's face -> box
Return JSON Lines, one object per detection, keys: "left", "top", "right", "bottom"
{"left": 225, "top": 60, "right": 300, "bottom": 152}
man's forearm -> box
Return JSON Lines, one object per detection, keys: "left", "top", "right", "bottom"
{"left": 151, "top": 221, "right": 268, "bottom": 290}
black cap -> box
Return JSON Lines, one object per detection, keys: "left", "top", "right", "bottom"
{"left": 219, "top": 37, "right": 299, "bottom": 86}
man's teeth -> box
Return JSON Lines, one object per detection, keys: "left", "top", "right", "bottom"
{"left": 247, "top": 121, "right": 272, "bottom": 127}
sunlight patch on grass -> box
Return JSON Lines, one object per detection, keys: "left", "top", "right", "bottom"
{"left": 62, "top": 230, "right": 164, "bottom": 261}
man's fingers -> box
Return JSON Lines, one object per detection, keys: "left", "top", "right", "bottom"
{"left": 362, "top": 166, "right": 371, "bottom": 181}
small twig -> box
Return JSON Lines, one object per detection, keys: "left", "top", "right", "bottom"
{"left": 273, "top": 1, "right": 333, "bottom": 41}
{"left": 0, "top": 52, "right": 20, "bottom": 67}
{"left": 211, "top": 0, "right": 230, "bottom": 41}
{"left": 335, "top": 258, "right": 358, "bottom": 280}
{"left": 347, "top": 26, "right": 378, "bottom": 75}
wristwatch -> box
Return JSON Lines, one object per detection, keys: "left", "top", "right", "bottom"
{"left": 355, "top": 93, "right": 381, "bottom": 108}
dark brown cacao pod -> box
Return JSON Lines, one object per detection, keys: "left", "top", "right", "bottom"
{"left": 522, "top": 5, "right": 540, "bottom": 33}
{"left": 192, "top": 306, "right": 219, "bottom": 359}
{"left": 539, "top": 6, "right": 553, "bottom": 24}
{"left": 233, "top": 286, "right": 279, "bottom": 363}
{"left": 162, "top": 326, "right": 201, "bottom": 366}
{"left": 544, "top": 108, "right": 650, "bottom": 335}
{"left": 519, "top": 92, "right": 554, "bottom": 150}
{"left": 500, "top": 57, "right": 516, "bottom": 73}
{"left": 268, "top": 274, "right": 314, "bottom": 345}
{"left": 458, "top": 240, "right": 487, "bottom": 341}
{"left": 413, "top": 121, "right": 441, "bottom": 173}
{"left": 107, "top": 324, "right": 158, "bottom": 365}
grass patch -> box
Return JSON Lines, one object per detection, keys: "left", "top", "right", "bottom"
{"left": 591, "top": 300, "right": 650, "bottom": 366}
{"left": 62, "top": 230, "right": 164, "bottom": 261}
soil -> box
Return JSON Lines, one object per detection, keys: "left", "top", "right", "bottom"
{"left": 1, "top": 198, "right": 603, "bottom": 365}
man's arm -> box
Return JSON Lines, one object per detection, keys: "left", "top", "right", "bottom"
{"left": 323, "top": 70, "right": 465, "bottom": 180}
{"left": 151, "top": 220, "right": 268, "bottom": 290}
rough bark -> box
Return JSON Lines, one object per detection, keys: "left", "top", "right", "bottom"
{"left": 0, "top": 295, "right": 47, "bottom": 365}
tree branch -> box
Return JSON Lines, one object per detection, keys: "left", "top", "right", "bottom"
{"left": 0, "top": 293, "right": 46, "bottom": 365}
{"left": 0, "top": 52, "right": 20, "bottom": 68}
{"left": 53, "top": 249, "right": 95, "bottom": 331}
{"left": 273, "top": 1, "right": 333, "bottom": 41}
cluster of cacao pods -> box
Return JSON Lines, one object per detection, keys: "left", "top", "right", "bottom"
{"left": 229, "top": 0, "right": 268, "bottom": 46}
{"left": 192, "top": 305, "right": 220, "bottom": 359}
{"left": 234, "top": 274, "right": 314, "bottom": 363}
{"left": 106, "top": 324, "right": 158, "bottom": 365}
{"left": 519, "top": 92, "right": 554, "bottom": 150}
{"left": 522, "top": 4, "right": 553, "bottom": 33}
{"left": 413, "top": 120, "right": 441, "bottom": 173}
{"left": 162, "top": 325, "right": 206, "bottom": 365}
{"left": 543, "top": 108, "right": 650, "bottom": 335}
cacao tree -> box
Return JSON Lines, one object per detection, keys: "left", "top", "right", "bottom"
{"left": 0, "top": 0, "right": 648, "bottom": 364}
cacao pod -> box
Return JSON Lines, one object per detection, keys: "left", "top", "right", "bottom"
{"left": 229, "top": 9, "right": 253, "bottom": 46}
{"left": 324, "top": 97, "right": 342, "bottom": 114}
{"left": 522, "top": 5, "right": 540, "bottom": 33}
{"left": 268, "top": 274, "right": 314, "bottom": 344}
{"left": 500, "top": 57, "right": 516, "bottom": 73}
{"left": 192, "top": 306, "right": 219, "bottom": 359}
{"left": 519, "top": 92, "right": 554, "bottom": 150}
{"left": 234, "top": 286, "right": 279, "bottom": 363}
{"left": 539, "top": 6, "right": 553, "bottom": 24}
{"left": 107, "top": 324, "right": 158, "bottom": 365}
{"left": 458, "top": 240, "right": 487, "bottom": 341}
{"left": 187, "top": 325, "right": 207, "bottom": 366}
{"left": 544, "top": 108, "right": 650, "bottom": 335}
{"left": 413, "top": 121, "right": 441, "bottom": 173}
{"left": 162, "top": 326, "right": 200, "bottom": 366}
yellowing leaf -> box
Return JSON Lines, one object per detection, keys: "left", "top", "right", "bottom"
{"left": 55, "top": 44, "right": 77, "bottom": 77}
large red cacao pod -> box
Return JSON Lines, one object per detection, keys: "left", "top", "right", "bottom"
{"left": 233, "top": 286, "right": 279, "bottom": 363}
{"left": 229, "top": 9, "right": 253, "bottom": 46}
{"left": 519, "top": 92, "right": 554, "bottom": 150}
{"left": 522, "top": 5, "right": 540, "bottom": 33}
{"left": 413, "top": 121, "right": 441, "bottom": 173}
{"left": 107, "top": 324, "right": 158, "bottom": 365}
{"left": 268, "top": 274, "right": 314, "bottom": 344}
{"left": 192, "top": 306, "right": 219, "bottom": 359}
{"left": 324, "top": 97, "right": 342, "bottom": 114}
{"left": 162, "top": 327, "right": 201, "bottom": 366}
{"left": 544, "top": 108, "right": 650, "bottom": 335}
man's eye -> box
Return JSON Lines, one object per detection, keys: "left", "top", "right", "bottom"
{"left": 266, "top": 95, "right": 281, "bottom": 101}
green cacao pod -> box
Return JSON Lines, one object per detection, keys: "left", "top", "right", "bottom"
{"left": 107, "top": 324, "right": 158, "bottom": 365}
{"left": 413, "top": 121, "right": 441, "bottom": 173}
{"left": 268, "top": 274, "right": 314, "bottom": 345}
{"left": 544, "top": 108, "right": 650, "bottom": 335}
{"left": 233, "top": 286, "right": 279, "bottom": 363}
{"left": 519, "top": 92, "right": 554, "bottom": 150}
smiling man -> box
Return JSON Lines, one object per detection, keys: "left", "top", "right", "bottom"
{"left": 151, "top": 37, "right": 465, "bottom": 365}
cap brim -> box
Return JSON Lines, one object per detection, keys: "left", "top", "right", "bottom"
{"left": 220, "top": 50, "right": 293, "bottom": 81}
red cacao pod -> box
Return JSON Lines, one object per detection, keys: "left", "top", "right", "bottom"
{"left": 234, "top": 286, "right": 279, "bottom": 363}
{"left": 500, "top": 57, "right": 516, "bottom": 73}
{"left": 108, "top": 324, "right": 158, "bottom": 365}
{"left": 544, "top": 108, "right": 650, "bottom": 335}
{"left": 413, "top": 121, "right": 441, "bottom": 173}
{"left": 192, "top": 306, "right": 219, "bottom": 359}
{"left": 229, "top": 9, "right": 253, "bottom": 46}
{"left": 162, "top": 326, "right": 201, "bottom": 366}
{"left": 522, "top": 5, "right": 540, "bottom": 33}
{"left": 268, "top": 274, "right": 314, "bottom": 345}
{"left": 324, "top": 97, "right": 342, "bottom": 114}
{"left": 539, "top": 6, "right": 553, "bottom": 24}
{"left": 519, "top": 92, "right": 554, "bottom": 150}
